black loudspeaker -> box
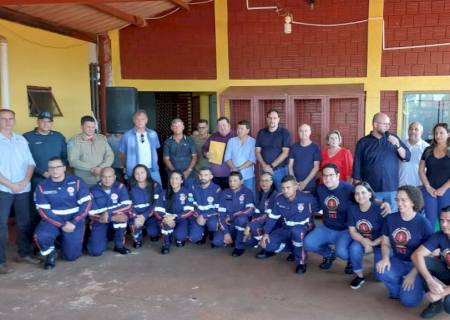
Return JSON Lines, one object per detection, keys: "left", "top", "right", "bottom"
{"left": 106, "top": 87, "right": 138, "bottom": 133}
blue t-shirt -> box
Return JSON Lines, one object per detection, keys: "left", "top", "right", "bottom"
{"left": 255, "top": 127, "right": 291, "bottom": 169}
{"left": 316, "top": 182, "right": 354, "bottom": 231}
{"left": 382, "top": 212, "right": 433, "bottom": 261}
{"left": 423, "top": 231, "right": 450, "bottom": 269}
{"left": 348, "top": 202, "right": 385, "bottom": 240}
{"left": 289, "top": 142, "right": 321, "bottom": 192}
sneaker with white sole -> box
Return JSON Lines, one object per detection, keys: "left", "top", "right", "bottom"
{"left": 350, "top": 276, "right": 366, "bottom": 289}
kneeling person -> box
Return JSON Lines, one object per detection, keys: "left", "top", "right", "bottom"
{"left": 258, "top": 175, "right": 317, "bottom": 274}
{"left": 213, "top": 171, "right": 254, "bottom": 256}
{"left": 87, "top": 167, "right": 132, "bottom": 256}
{"left": 34, "top": 157, "right": 92, "bottom": 269}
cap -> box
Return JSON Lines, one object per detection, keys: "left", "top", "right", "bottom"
{"left": 37, "top": 111, "right": 53, "bottom": 121}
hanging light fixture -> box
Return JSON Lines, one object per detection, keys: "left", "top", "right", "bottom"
{"left": 284, "top": 15, "right": 292, "bottom": 34}
{"left": 308, "top": 0, "right": 315, "bottom": 9}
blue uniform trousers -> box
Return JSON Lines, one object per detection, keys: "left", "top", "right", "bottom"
{"left": 34, "top": 219, "right": 85, "bottom": 261}
{"left": 376, "top": 255, "right": 425, "bottom": 307}
{"left": 303, "top": 224, "right": 351, "bottom": 261}
{"left": 131, "top": 215, "right": 161, "bottom": 243}
{"left": 265, "top": 226, "right": 308, "bottom": 265}
{"left": 212, "top": 215, "right": 249, "bottom": 249}
{"left": 87, "top": 221, "right": 126, "bottom": 256}
{"left": 422, "top": 187, "right": 450, "bottom": 230}
{"left": 190, "top": 215, "right": 219, "bottom": 243}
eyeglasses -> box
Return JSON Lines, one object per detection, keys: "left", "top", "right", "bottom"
{"left": 48, "top": 165, "right": 64, "bottom": 170}
{"left": 140, "top": 133, "right": 145, "bottom": 144}
{"left": 322, "top": 173, "right": 337, "bottom": 178}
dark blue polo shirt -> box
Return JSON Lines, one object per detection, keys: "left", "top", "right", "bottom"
{"left": 23, "top": 129, "right": 67, "bottom": 179}
{"left": 255, "top": 127, "right": 291, "bottom": 169}
{"left": 352, "top": 132, "right": 411, "bottom": 192}
{"left": 289, "top": 142, "right": 321, "bottom": 192}
{"left": 163, "top": 135, "right": 197, "bottom": 171}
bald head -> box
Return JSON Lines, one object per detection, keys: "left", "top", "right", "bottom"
{"left": 298, "top": 124, "right": 312, "bottom": 143}
{"left": 372, "top": 112, "right": 391, "bottom": 135}
{"left": 408, "top": 121, "right": 424, "bottom": 144}
{"left": 100, "top": 167, "right": 116, "bottom": 189}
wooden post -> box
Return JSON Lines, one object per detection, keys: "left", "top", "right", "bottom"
{"left": 97, "top": 33, "right": 112, "bottom": 133}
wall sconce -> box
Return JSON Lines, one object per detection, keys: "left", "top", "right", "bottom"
{"left": 308, "top": 0, "right": 315, "bottom": 9}
{"left": 284, "top": 15, "right": 292, "bottom": 34}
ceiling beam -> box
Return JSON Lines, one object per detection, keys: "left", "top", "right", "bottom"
{"left": 0, "top": 7, "right": 96, "bottom": 42}
{"left": 168, "top": 0, "right": 189, "bottom": 10}
{"left": 87, "top": 3, "right": 146, "bottom": 27}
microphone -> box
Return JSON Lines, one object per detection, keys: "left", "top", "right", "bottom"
{"left": 384, "top": 131, "right": 390, "bottom": 138}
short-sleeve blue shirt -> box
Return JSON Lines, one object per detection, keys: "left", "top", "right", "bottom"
{"left": 163, "top": 135, "right": 197, "bottom": 172}
{"left": 289, "top": 142, "right": 321, "bottom": 191}
{"left": 348, "top": 202, "right": 385, "bottom": 240}
{"left": 255, "top": 127, "right": 290, "bottom": 168}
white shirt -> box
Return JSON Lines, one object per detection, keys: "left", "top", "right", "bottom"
{"left": 0, "top": 132, "right": 36, "bottom": 193}
{"left": 399, "top": 138, "right": 429, "bottom": 187}
{"left": 136, "top": 132, "right": 152, "bottom": 169}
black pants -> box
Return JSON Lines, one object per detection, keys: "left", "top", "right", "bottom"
{"left": 213, "top": 177, "right": 229, "bottom": 190}
{"left": 0, "top": 191, "right": 32, "bottom": 265}
{"left": 425, "top": 256, "right": 450, "bottom": 311}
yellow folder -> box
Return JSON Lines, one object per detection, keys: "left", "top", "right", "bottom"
{"left": 209, "top": 140, "right": 226, "bottom": 165}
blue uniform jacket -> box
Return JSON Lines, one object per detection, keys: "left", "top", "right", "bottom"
{"left": 34, "top": 174, "right": 92, "bottom": 228}
{"left": 264, "top": 191, "right": 318, "bottom": 234}
{"left": 130, "top": 182, "right": 165, "bottom": 219}
{"left": 166, "top": 187, "right": 195, "bottom": 219}
{"left": 218, "top": 186, "right": 254, "bottom": 234}
{"left": 191, "top": 182, "right": 221, "bottom": 218}
{"left": 89, "top": 181, "right": 132, "bottom": 222}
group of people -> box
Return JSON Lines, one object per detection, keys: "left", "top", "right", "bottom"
{"left": 0, "top": 107, "right": 449, "bottom": 319}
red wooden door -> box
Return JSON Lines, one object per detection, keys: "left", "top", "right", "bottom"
{"left": 329, "top": 98, "right": 361, "bottom": 153}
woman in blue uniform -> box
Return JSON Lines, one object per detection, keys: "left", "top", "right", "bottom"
{"left": 161, "top": 170, "right": 195, "bottom": 254}
{"left": 129, "top": 164, "right": 165, "bottom": 248}
{"left": 376, "top": 185, "right": 433, "bottom": 307}
{"left": 348, "top": 182, "right": 385, "bottom": 289}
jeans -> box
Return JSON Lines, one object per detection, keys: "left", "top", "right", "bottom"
{"left": 422, "top": 187, "right": 450, "bottom": 231}
{"left": 243, "top": 177, "right": 256, "bottom": 198}
{"left": 349, "top": 240, "right": 382, "bottom": 275}
{"left": 375, "top": 191, "right": 398, "bottom": 213}
{"left": 303, "top": 224, "right": 351, "bottom": 261}
{"left": 0, "top": 191, "right": 32, "bottom": 265}
{"left": 376, "top": 255, "right": 425, "bottom": 307}
{"left": 262, "top": 166, "right": 287, "bottom": 192}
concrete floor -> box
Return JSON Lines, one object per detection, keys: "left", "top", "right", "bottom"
{"left": 0, "top": 241, "right": 438, "bottom": 320}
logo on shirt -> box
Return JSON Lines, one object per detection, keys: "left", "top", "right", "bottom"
{"left": 111, "top": 193, "right": 118, "bottom": 204}
{"left": 239, "top": 194, "right": 245, "bottom": 204}
{"left": 179, "top": 193, "right": 186, "bottom": 205}
{"left": 324, "top": 195, "right": 339, "bottom": 219}
{"left": 356, "top": 219, "right": 373, "bottom": 239}
{"left": 297, "top": 203, "right": 304, "bottom": 213}
{"left": 392, "top": 227, "right": 411, "bottom": 255}
{"left": 67, "top": 187, "right": 75, "bottom": 197}
{"left": 207, "top": 196, "right": 214, "bottom": 204}
{"left": 442, "top": 249, "right": 450, "bottom": 269}
{"left": 264, "top": 200, "right": 270, "bottom": 210}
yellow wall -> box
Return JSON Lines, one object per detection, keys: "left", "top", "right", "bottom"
{"left": 0, "top": 19, "right": 91, "bottom": 138}
{"left": 109, "top": 0, "right": 450, "bottom": 135}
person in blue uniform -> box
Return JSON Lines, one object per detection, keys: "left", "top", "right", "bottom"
{"left": 129, "top": 164, "right": 165, "bottom": 248}
{"left": 304, "top": 163, "right": 355, "bottom": 274}
{"left": 212, "top": 171, "right": 254, "bottom": 256}
{"left": 160, "top": 170, "right": 195, "bottom": 254}
{"left": 33, "top": 157, "right": 92, "bottom": 269}
{"left": 242, "top": 172, "right": 277, "bottom": 248}
{"left": 257, "top": 175, "right": 317, "bottom": 274}
{"left": 412, "top": 206, "right": 450, "bottom": 318}
{"left": 87, "top": 167, "right": 132, "bottom": 256}
{"left": 190, "top": 167, "right": 221, "bottom": 244}
{"left": 348, "top": 182, "right": 385, "bottom": 289}
{"left": 376, "top": 185, "right": 433, "bottom": 307}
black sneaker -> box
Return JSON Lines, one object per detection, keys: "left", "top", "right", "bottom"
{"left": 350, "top": 276, "right": 366, "bottom": 289}
{"left": 344, "top": 262, "right": 354, "bottom": 274}
{"left": 286, "top": 253, "right": 295, "bottom": 262}
{"left": 232, "top": 248, "right": 245, "bottom": 257}
{"left": 295, "top": 264, "right": 307, "bottom": 274}
{"left": 114, "top": 247, "right": 131, "bottom": 255}
{"left": 161, "top": 247, "right": 170, "bottom": 255}
{"left": 176, "top": 241, "right": 185, "bottom": 248}
{"left": 133, "top": 240, "right": 142, "bottom": 248}
{"left": 199, "top": 232, "right": 208, "bottom": 244}
{"left": 319, "top": 257, "right": 334, "bottom": 269}
{"left": 420, "top": 301, "right": 443, "bottom": 319}
{"left": 255, "top": 250, "right": 275, "bottom": 259}
{"left": 150, "top": 236, "right": 160, "bottom": 242}
{"left": 44, "top": 251, "right": 56, "bottom": 270}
